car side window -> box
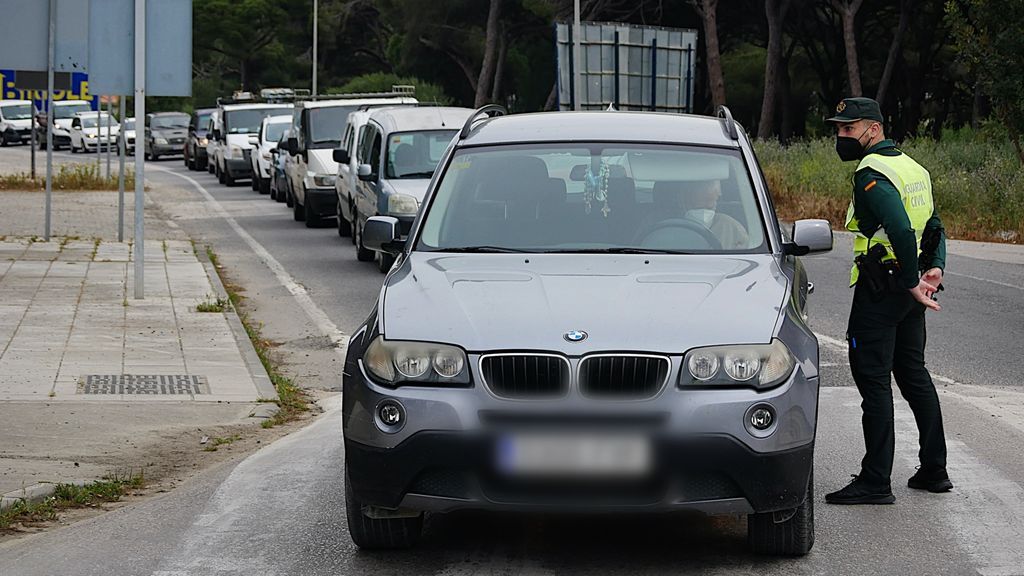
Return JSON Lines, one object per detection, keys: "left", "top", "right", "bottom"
{"left": 369, "top": 132, "right": 382, "bottom": 177}
{"left": 356, "top": 125, "right": 373, "bottom": 164}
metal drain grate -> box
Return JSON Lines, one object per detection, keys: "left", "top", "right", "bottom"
{"left": 79, "top": 375, "right": 210, "bottom": 395}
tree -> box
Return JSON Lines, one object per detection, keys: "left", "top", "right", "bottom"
{"left": 832, "top": 0, "right": 865, "bottom": 96}
{"left": 757, "top": 0, "right": 792, "bottom": 139}
{"left": 876, "top": 0, "right": 913, "bottom": 107}
{"left": 476, "top": 0, "right": 503, "bottom": 106}
{"left": 947, "top": 0, "right": 1024, "bottom": 163}
{"left": 691, "top": 0, "right": 727, "bottom": 109}
{"left": 193, "top": 0, "right": 291, "bottom": 90}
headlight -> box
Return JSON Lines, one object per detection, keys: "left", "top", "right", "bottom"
{"left": 363, "top": 337, "right": 470, "bottom": 387}
{"left": 85, "top": 134, "right": 96, "bottom": 140}
{"left": 199, "top": 137, "right": 208, "bottom": 146}
{"left": 155, "top": 137, "right": 168, "bottom": 145}
{"left": 312, "top": 173, "right": 336, "bottom": 187}
{"left": 387, "top": 193, "right": 419, "bottom": 216}
{"left": 228, "top": 145, "right": 243, "bottom": 159}
{"left": 680, "top": 339, "right": 795, "bottom": 389}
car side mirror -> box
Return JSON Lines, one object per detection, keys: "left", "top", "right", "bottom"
{"left": 785, "top": 219, "right": 833, "bottom": 255}
{"left": 362, "top": 216, "right": 404, "bottom": 254}
{"left": 357, "top": 163, "right": 374, "bottom": 182}
{"left": 286, "top": 137, "right": 298, "bottom": 155}
{"left": 248, "top": 136, "right": 259, "bottom": 146}
{"left": 333, "top": 148, "right": 350, "bottom": 164}
{"left": 211, "top": 129, "right": 221, "bottom": 140}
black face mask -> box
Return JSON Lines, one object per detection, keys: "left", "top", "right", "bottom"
{"left": 835, "top": 126, "right": 871, "bottom": 162}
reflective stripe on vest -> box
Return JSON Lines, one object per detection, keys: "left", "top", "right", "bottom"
{"left": 844, "top": 152, "right": 934, "bottom": 286}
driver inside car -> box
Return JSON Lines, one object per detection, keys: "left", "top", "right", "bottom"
{"left": 637, "top": 180, "right": 749, "bottom": 250}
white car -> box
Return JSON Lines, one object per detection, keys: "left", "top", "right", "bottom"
{"left": 69, "top": 112, "right": 120, "bottom": 153}
{"left": 248, "top": 114, "right": 292, "bottom": 194}
{"left": 42, "top": 100, "right": 93, "bottom": 150}
{"left": 122, "top": 117, "right": 136, "bottom": 155}
{"left": 211, "top": 102, "right": 292, "bottom": 186}
{"left": 0, "top": 99, "right": 36, "bottom": 146}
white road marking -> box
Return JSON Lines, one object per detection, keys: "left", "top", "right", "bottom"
{"left": 146, "top": 165, "right": 347, "bottom": 356}
{"left": 945, "top": 270, "right": 1021, "bottom": 291}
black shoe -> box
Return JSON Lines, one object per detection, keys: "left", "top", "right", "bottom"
{"left": 908, "top": 467, "right": 953, "bottom": 493}
{"left": 825, "top": 475, "right": 896, "bottom": 505}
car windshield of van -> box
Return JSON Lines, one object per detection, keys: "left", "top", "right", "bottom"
{"left": 265, "top": 121, "right": 289, "bottom": 143}
{"left": 124, "top": 119, "right": 136, "bottom": 131}
{"left": 225, "top": 108, "right": 284, "bottom": 134}
{"left": 1, "top": 104, "right": 33, "bottom": 120}
{"left": 151, "top": 114, "right": 189, "bottom": 129}
{"left": 417, "top": 143, "right": 768, "bottom": 254}
{"left": 307, "top": 105, "right": 355, "bottom": 148}
{"left": 54, "top": 103, "right": 92, "bottom": 119}
{"left": 386, "top": 130, "right": 456, "bottom": 179}
{"left": 195, "top": 112, "right": 211, "bottom": 129}
{"left": 80, "top": 116, "right": 116, "bottom": 129}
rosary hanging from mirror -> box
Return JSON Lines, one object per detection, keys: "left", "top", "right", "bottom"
{"left": 584, "top": 162, "right": 611, "bottom": 218}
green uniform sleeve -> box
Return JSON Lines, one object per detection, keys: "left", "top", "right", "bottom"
{"left": 853, "top": 169, "right": 920, "bottom": 290}
{"left": 923, "top": 209, "right": 946, "bottom": 271}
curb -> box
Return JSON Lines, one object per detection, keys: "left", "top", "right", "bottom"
{"left": 0, "top": 480, "right": 88, "bottom": 512}
{"left": 195, "top": 247, "right": 279, "bottom": 402}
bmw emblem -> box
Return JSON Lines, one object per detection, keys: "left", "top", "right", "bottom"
{"left": 564, "top": 330, "right": 588, "bottom": 343}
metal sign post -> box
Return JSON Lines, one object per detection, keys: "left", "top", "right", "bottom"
{"left": 118, "top": 96, "right": 125, "bottom": 242}
{"left": 572, "top": 0, "right": 581, "bottom": 111}
{"left": 312, "top": 0, "right": 318, "bottom": 96}
{"left": 133, "top": 0, "right": 145, "bottom": 299}
{"left": 96, "top": 104, "right": 102, "bottom": 171}
{"left": 106, "top": 98, "right": 112, "bottom": 178}
{"left": 44, "top": 0, "right": 55, "bottom": 241}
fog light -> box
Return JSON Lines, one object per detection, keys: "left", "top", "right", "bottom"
{"left": 378, "top": 401, "right": 403, "bottom": 426}
{"left": 749, "top": 406, "right": 774, "bottom": 430}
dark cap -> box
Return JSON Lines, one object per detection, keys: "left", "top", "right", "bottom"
{"left": 825, "top": 97, "right": 883, "bottom": 123}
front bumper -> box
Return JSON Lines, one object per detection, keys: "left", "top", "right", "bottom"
{"left": 150, "top": 141, "right": 184, "bottom": 155}
{"left": 305, "top": 187, "right": 338, "bottom": 218}
{"left": 224, "top": 157, "right": 252, "bottom": 179}
{"left": 3, "top": 127, "right": 32, "bottom": 143}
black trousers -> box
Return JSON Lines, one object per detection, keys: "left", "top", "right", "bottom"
{"left": 847, "top": 283, "right": 948, "bottom": 487}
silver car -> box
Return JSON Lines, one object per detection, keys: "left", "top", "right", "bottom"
{"left": 342, "top": 107, "right": 833, "bottom": 556}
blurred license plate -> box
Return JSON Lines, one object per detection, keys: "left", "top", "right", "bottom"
{"left": 497, "top": 433, "right": 651, "bottom": 477}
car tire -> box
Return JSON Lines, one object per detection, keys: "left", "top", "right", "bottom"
{"left": 217, "top": 164, "right": 225, "bottom": 184}
{"left": 224, "top": 169, "right": 236, "bottom": 186}
{"left": 251, "top": 173, "right": 259, "bottom": 191}
{"left": 337, "top": 203, "right": 351, "bottom": 237}
{"left": 355, "top": 218, "right": 375, "bottom": 262}
{"left": 285, "top": 185, "right": 294, "bottom": 208}
{"left": 747, "top": 469, "right": 814, "bottom": 556}
{"left": 293, "top": 195, "right": 305, "bottom": 222}
{"left": 345, "top": 473, "right": 421, "bottom": 550}
{"left": 377, "top": 253, "right": 395, "bottom": 274}
{"left": 0, "top": 134, "right": 8, "bottom": 147}
{"left": 259, "top": 177, "right": 270, "bottom": 195}
{"left": 207, "top": 160, "right": 215, "bottom": 174}
{"left": 304, "top": 193, "right": 322, "bottom": 228}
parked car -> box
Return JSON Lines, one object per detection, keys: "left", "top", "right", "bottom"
{"left": 282, "top": 90, "right": 417, "bottom": 228}
{"left": 0, "top": 100, "right": 36, "bottom": 146}
{"left": 211, "top": 102, "right": 292, "bottom": 186}
{"left": 205, "top": 111, "right": 220, "bottom": 174}
{"left": 269, "top": 128, "right": 293, "bottom": 203}
{"left": 122, "top": 117, "right": 136, "bottom": 155}
{"left": 346, "top": 106, "right": 473, "bottom": 272}
{"left": 143, "top": 112, "right": 189, "bottom": 160}
{"left": 248, "top": 114, "right": 291, "bottom": 194}
{"left": 37, "top": 100, "right": 93, "bottom": 150}
{"left": 342, "top": 107, "right": 832, "bottom": 556}
{"left": 185, "top": 108, "right": 214, "bottom": 171}
{"left": 69, "top": 112, "right": 119, "bottom": 153}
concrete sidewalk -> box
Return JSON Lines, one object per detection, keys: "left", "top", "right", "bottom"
{"left": 0, "top": 237, "right": 276, "bottom": 497}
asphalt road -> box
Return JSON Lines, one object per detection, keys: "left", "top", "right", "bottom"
{"left": 2, "top": 146, "right": 1024, "bottom": 575}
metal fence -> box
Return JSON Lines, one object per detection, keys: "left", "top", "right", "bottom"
{"left": 556, "top": 21, "right": 698, "bottom": 113}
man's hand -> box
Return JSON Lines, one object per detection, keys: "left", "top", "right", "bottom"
{"left": 910, "top": 278, "right": 941, "bottom": 311}
{"left": 922, "top": 267, "right": 943, "bottom": 287}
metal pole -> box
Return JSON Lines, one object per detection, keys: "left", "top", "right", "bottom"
{"left": 106, "top": 99, "right": 112, "bottom": 178}
{"left": 97, "top": 102, "right": 102, "bottom": 171}
{"left": 45, "top": 0, "right": 55, "bottom": 242}
{"left": 312, "top": 0, "right": 318, "bottom": 96}
{"left": 30, "top": 96, "right": 36, "bottom": 179}
{"left": 118, "top": 97, "right": 125, "bottom": 242}
{"left": 572, "top": 0, "right": 581, "bottom": 111}
{"left": 134, "top": 0, "right": 145, "bottom": 299}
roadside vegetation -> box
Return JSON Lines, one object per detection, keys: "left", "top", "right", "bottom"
{"left": 0, "top": 163, "right": 136, "bottom": 192}
{"left": 203, "top": 246, "right": 310, "bottom": 428}
{"left": 756, "top": 129, "right": 1024, "bottom": 243}
{"left": 0, "top": 472, "right": 144, "bottom": 532}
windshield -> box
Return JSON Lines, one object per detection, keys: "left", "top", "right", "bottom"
{"left": 1, "top": 104, "right": 33, "bottom": 120}
{"left": 386, "top": 130, "right": 456, "bottom": 179}
{"left": 225, "top": 108, "right": 286, "bottom": 134}
{"left": 265, "top": 122, "right": 289, "bottom": 143}
{"left": 80, "top": 116, "right": 116, "bottom": 129}
{"left": 124, "top": 119, "right": 136, "bottom": 131}
{"left": 307, "top": 106, "right": 355, "bottom": 148}
{"left": 151, "top": 114, "right": 189, "bottom": 129}
{"left": 417, "top": 144, "right": 767, "bottom": 254}
{"left": 195, "top": 112, "right": 211, "bottom": 129}
{"left": 54, "top": 102, "right": 92, "bottom": 119}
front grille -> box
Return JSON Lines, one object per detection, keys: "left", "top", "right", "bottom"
{"left": 480, "top": 354, "right": 569, "bottom": 399}
{"left": 578, "top": 355, "right": 670, "bottom": 399}
{"left": 408, "top": 469, "right": 473, "bottom": 499}
{"left": 676, "top": 472, "right": 743, "bottom": 501}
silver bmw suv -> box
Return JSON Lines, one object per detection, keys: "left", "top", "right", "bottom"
{"left": 342, "top": 106, "right": 833, "bottom": 556}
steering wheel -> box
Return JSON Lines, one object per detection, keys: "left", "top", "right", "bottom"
{"left": 634, "top": 218, "right": 723, "bottom": 251}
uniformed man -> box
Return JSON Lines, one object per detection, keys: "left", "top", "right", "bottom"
{"left": 823, "top": 97, "right": 953, "bottom": 505}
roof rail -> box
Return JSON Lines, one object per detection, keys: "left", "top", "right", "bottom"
{"left": 716, "top": 105, "right": 739, "bottom": 141}
{"left": 299, "top": 85, "right": 417, "bottom": 102}
{"left": 459, "top": 104, "right": 507, "bottom": 140}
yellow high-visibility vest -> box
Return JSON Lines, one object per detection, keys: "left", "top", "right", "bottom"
{"left": 845, "top": 152, "right": 934, "bottom": 286}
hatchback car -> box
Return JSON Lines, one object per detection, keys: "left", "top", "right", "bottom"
{"left": 342, "top": 107, "right": 832, "bottom": 555}
{"left": 144, "top": 112, "right": 190, "bottom": 160}
{"left": 69, "top": 112, "right": 119, "bottom": 153}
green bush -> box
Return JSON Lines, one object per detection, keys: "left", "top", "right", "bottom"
{"left": 0, "top": 163, "right": 136, "bottom": 191}
{"left": 329, "top": 73, "right": 452, "bottom": 106}
{"left": 755, "top": 136, "right": 1024, "bottom": 243}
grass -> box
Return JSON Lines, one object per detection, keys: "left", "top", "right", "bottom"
{"left": 754, "top": 131, "right": 1024, "bottom": 243}
{"left": 195, "top": 295, "right": 230, "bottom": 313}
{"left": 0, "top": 163, "right": 137, "bottom": 191}
{"left": 200, "top": 244, "right": 310, "bottom": 428}
{"left": 202, "top": 434, "right": 242, "bottom": 452}
{"left": 0, "top": 471, "right": 145, "bottom": 531}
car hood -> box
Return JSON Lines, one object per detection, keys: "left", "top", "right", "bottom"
{"left": 307, "top": 148, "right": 338, "bottom": 174}
{"left": 381, "top": 253, "right": 789, "bottom": 354}
{"left": 152, "top": 128, "right": 187, "bottom": 139}
{"left": 226, "top": 133, "right": 253, "bottom": 149}
{"left": 384, "top": 178, "right": 430, "bottom": 203}
{"left": 4, "top": 118, "right": 32, "bottom": 129}
{"left": 83, "top": 126, "right": 120, "bottom": 136}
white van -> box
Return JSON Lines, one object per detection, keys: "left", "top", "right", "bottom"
{"left": 0, "top": 100, "right": 36, "bottom": 146}
{"left": 210, "top": 102, "right": 292, "bottom": 186}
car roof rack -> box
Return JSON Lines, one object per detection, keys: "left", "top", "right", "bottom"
{"left": 458, "top": 104, "right": 507, "bottom": 140}
{"left": 299, "top": 85, "right": 416, "bottom": 102}
{"left": 716, "top": 105, "right": 739, "bottom": 141}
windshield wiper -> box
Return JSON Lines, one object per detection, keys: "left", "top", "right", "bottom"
{"left": 397, "top": 171, "right": 435, "bottom": 179}
{"left": 551, "top": 248, "right": 694, "bottom": 255}
{"left": 437, "top": 246, "right": 533, "bottom": 253}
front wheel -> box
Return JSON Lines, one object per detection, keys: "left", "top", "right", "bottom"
{"left": 293, "top": 195, "right": 305, "bottom": 222}
{"left": 377, "top": 252, "right": 396, "bottom": 274}
{"left": 337, "top": 202, "right": 351, "bottom": 237}
{"left": 345, "top": 473, "right": 422, "bottom": 549}
{"left": 747, "top": 469, "right": 814, "bottom": 556}
{"left": 304, "top": 192, "right": 322, "bottom": 228}
{"left": 355, "top": 218, "right": 375, "bottom": 262}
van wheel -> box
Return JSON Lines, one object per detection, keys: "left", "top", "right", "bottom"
{"left": 251, "top": 174, "right": 259, "bottom": 191}
{"left": 305, "top": 194, "right": 321, "bottom": 228}
{"left": 293, "top": 196, "right": 305, "bottom": 222}
{"left": 224, "top": 169, "right": 236, "bottom": 186}
{"left": 337, "top": 202, "right": 351, "bottom": 237}
{"left": 345, "top": 472, "right": 421, "bottom": 549}
{"left": 259, "top": 177, "right": 270, "bottom": 195}
{"left": 377, "top": 253, "right": 395, "bottom": 274}
{"left": 356, "top": 219, "right": 375, "bottom": 262}
{"left": 747, "top": 469, "right": 814, "bottom": 556}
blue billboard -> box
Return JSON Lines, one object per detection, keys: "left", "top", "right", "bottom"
{"left": 0, "top": 69, "right": 99, "bottom": 111}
